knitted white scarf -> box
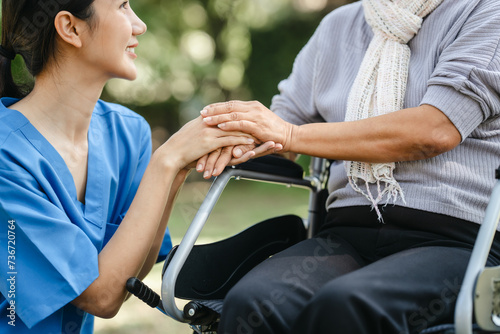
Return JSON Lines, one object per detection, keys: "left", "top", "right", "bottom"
{"left": 345, "top": 0, "right": 443, "bottom": 219}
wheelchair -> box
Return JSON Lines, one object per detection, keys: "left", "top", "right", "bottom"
{"left": 127, "top": 155, "right": 500, "bottom": 334}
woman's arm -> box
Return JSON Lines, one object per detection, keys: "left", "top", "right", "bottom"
{"left": 71, "top": 117, "right": 255, "bottom": 318}
{"left": 136, "top": 168, "right": 189, "bottom": 281}
{"left": 70, "top": 155, "right": 177, "bottom": 318}
{"left": 201, "top": 101, "right": 462, "bottom": 163}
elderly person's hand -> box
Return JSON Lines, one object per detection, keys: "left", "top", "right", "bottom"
{"left": 200, "top": 100, "right": 295, "bottom": 153}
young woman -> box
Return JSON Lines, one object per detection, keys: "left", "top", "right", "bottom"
{"left": 0, "top": 1, "right": 262, "bottom": 333}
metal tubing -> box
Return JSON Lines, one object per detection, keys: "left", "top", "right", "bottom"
{"left": 161, "top": 166, "right": 318, "bottom": 322}
{"left": 455, "top": 180, "right": 500, "bottom": 334}
{"left": 161, "top": 171, "right": 233, "bottom": 321}
{"left": 307, "top": 158, "right": 327, "bottom": 238}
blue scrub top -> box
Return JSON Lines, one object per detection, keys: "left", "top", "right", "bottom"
{"left": 0, "top": 98, "right": 172, "bottom": 333}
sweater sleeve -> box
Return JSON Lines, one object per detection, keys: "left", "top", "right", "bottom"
{"left": 421, "top": 0, "right": 500, "bottom": 140}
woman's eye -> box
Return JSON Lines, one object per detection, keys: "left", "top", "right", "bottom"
{"left": 120, "top": 1, "right": 129, "bottom": 9}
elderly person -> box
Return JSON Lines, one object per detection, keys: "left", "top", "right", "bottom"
{"left": 199, "top": 0, "right": 500, "bottom": 333}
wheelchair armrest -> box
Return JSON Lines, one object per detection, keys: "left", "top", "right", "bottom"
{"left": 233, "top": 155, "right": 304, "bottom": 179}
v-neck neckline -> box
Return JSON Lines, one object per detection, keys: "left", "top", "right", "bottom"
{"left": 4, "top": 102, "right": 106, "bottom": 227}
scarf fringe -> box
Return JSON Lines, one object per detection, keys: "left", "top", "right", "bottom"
{"left": 348, "top": 172, "right": 407, "bottom": 222}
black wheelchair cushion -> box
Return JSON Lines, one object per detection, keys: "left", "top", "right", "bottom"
{"left": 163, "top": 214, "right": 307, "bottom": 300}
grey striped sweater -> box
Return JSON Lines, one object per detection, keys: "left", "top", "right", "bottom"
{"left": 272, "top": 0, "right": 500, "bottom": 224}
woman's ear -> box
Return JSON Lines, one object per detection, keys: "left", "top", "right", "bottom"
{"left": 54, "top": 11, "right": 83, "bottom": 48}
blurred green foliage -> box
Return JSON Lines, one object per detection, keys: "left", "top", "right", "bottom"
{"left": 6, "top": 0, "right": 354, "bottom": 139}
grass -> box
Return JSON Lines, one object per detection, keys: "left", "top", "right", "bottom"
{"left": 95, "top": 172, "right": 311, "bottom": 334}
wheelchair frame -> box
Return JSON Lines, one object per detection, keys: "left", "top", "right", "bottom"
{"left": 127, "top": 156, "right": 500, "bottom": 334}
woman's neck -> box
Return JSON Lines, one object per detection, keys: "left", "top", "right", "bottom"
{"left": 13, "top": 66, "right": 106, "bottom": 145}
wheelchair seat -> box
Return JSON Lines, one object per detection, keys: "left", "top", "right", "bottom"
{"left": 164, "top": 214, "right": 306, "bottom": 301}
{"left": 126, "top": 156, "right": 500, "bottom": 334}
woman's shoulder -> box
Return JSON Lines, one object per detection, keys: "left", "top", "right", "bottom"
{"left": 312, "top": 2, "right": 370, "bottom": 54}
{"left": 94, "top": 99, "right": 146, "bottom": 121}
{"left": 93, "top": 99, "right": 150, "bottom": 133}
{"left": 0, "top": 98, "right": 31, "bottom": 147}
{"left": 0, "top": 106, "right": 40, "bottom": 176}
{"left": 320, "top": 1, "right": 364, "bottom": 28}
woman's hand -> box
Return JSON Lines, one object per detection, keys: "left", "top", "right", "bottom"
{"left": 157, "top": 116, "right": 255, "bottom": 172}
{"left": 196, "top": 141, "right": 283, "bottom": 179}
{"left": 196, "top": 146, "right": 254, "bottom": 179}
{"left": 201, "top": 100, "right": 295, "bottom": 152}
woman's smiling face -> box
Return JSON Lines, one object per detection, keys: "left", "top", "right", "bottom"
{"left": 80, "top": 0, "right": 147, "bottom": 82}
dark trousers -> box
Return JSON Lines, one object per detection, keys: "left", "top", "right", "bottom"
{"left": 218, "top": 206, "right": 500, "bottom": 334}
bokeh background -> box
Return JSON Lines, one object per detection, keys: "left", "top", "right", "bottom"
{"left": 6, "top": 0, "right": 355, "bottom": 332}
{"left": 9, "top": 0, "right": 353, "bottom": 147}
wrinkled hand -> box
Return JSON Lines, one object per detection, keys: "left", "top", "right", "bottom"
{"left": 200, "top": 100, "right": 295, "bottom": 152}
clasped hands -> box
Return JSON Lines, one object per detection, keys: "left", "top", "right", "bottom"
{"left": 195, "top": 100, "right": 294, "bottom": 179}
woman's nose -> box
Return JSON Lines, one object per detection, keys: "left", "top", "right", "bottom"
{"left": 131, "top": 10, "right": 147, "bottom": 36}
